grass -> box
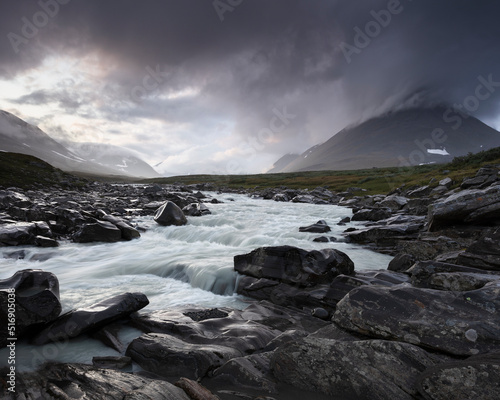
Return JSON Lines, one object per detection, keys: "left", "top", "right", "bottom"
{"left": 0, "top": 152, "right": 87, "bottom": 189}
{"left": 142, "top": 147, "right": 500, "bottom": 195}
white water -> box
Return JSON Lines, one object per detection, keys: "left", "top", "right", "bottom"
{"left": 0, "top": 193, "right": 392, "bottom": 370}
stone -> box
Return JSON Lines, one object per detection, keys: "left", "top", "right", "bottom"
{"left": 154, "top": 200, "right": 188, "bottom": 226}
{"left": 101, "top": 214, "right": 141, "bottom": 240}
{"left": 429, "top": 185, "right": 500, "bottom": 230}
{"left": 127, "top": 333, "right": 242, "bottom": 380}
{"left": 351, "top": 208, "right": 392, "bottom": 222}
{"left": 271, "top": 337, "right": 443, "bottom": 399}
{"left": 334, "top": 282, "right": 500, "bottom": 356}
{"left": 312, "top": 236, "right": 337, "bottom": 243}
{"left": 13, "top": 363, "right": 190, "bottom": 400}
{"left": 417, "top": 352, "right": 500, "bottom": 400}
{"left": 0, "top": 269, "right": 61, "bottom": 348}
{"left": 35, "top": 235, "right": 59, "bottom": 247}
{"left": 298, "top": 220, "right": 331, "bottom": 233}
{"left": 174, "top": 378, "right": 220, "bottom": 400}
{"left": 457, "top": 229, "right": 500, "bottom": 271}
{"left": 0, "top": 222, "right": 38, "bottom": 246}
{"left": 387, "top": 253, "right": 415, "bottom": 272}
{"left": 378, "top": 195, "right": 409, "bottom": 212}
{"left": 406, "top": 260, "right": 500, "bottom": 288}
{"left": 346, "top": 223, "right": 423, "bottom": 246}
{"left": 92, "top": 356, "right": 132, "bottom": 369}
{"left": 234, "top": 245, "right": 354, "bottom": 287}
{"left": 0, "top": 190, "right": 31, "bottom": 208}
{"left": 31, "top": 292, "right": 149, "bottom": 345}
{"left": 212, "top": 352, "right": 277, "bottom": 393}
{"left": 72, "top": 221, "right": 122, "bottom": 243}
{"left": 182, "top": 202, "right": 211, "bottom": 216}
{"left": 439, "top": 177, "right": 453, "bottom": 187}
{"left": 272, "top": 193, "right": 289, "bottom": 202}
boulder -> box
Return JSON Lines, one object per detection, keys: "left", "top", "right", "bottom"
{"left": 417, "top": 352, "right": 500, "bottom": 400}
{"left": 174, "top": 378, "right": 219, "bottom": 400}
{"left": 272, "top": 193, "right": 289, "bottom": 202}
{"left": 429, "top": 185, "right": 500, "bottom": 230}
{"left": 0, "top": 190, "right": 31, "bottom": 208}
{"left": 457, "top": 228, "right": 500, "bottom": 271}
{"left": 346, "top": 223, "right": 423, "bottom": 247}
{"left": 351, "top": 208, "right": 392, "bottom": 222}
{"left": 154, "top": 201, "right": 188, "bottom": 226}
{"left": 334, "top": 282, "right": 500, "bottom": 356}
{"left": 234, "top": 245, "right": 354, "bottom": 287}
{"left": 298, "top": 220, "right": 331, "bottom": 233}
{"left": 439, "top": 177, "right": 453, "bottom": 187}
{"left": 127, "top": 333, "right": 242, "bottom": 380}
{"left": 101, "top": 214, "right": 141, "bottom": 240}
{"left": 12, "top": 363, "right": 190, "bottom": 400}
{"left": 271, "top": 337, "right": 444, "bottom": 399}
{"left": 312, "top": 236, "right": 337, "bottom": 243}
{"left": 212, "top": 352, "right": 277, "bottom": 393}
{"left": 0, "top": 269, "right": 61, "bottom": 348}
{"left": 378, "top": 195, "right": 409, "bottom": 212}
{"left": 31, "top": 292, "right": 149, "bottom": 345}
{"left": 0, "top": 222, "right": 38, "bottom": 246}
{"left": 388, "top": 253, "right": 415, "bottom": 272}
{"left": 72, "top": 220, "right": 122, "bottom": 243}
{"left": 182, "top": 202, "right": 211, "bottom": 216}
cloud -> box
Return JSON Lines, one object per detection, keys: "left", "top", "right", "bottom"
{"left": 0, "top": 0, "right": 499, "bottom": 174}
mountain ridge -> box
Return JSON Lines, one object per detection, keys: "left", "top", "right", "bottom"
{"left": 269, "top": 107, "right": 500, "bottom": 173}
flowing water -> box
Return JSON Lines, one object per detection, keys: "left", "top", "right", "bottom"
{"left": 0, "top": 193, "right": 392, "bottom": 371}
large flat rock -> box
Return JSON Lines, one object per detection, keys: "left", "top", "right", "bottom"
{"left": 334, "top": 282, "right": 500, "bottom": 356}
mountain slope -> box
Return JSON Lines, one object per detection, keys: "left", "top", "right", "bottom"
{"left": 273, "top": 108, "right": 500, "bottom": 172}
{"left": 0, "top": 110, "right": 159, "bottom": 178}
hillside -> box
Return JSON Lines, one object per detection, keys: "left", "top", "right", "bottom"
{"left": 271, "top": 107, "right": 500, "bottom": 172}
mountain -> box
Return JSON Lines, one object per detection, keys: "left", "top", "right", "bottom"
{"left": 267, "top": 153, "right": 300, "bottom": 173}
{"left": 0, "top": 110, "right": 159, "bottom": 178}
{"left": 270, "top": 107, "right": 500, "bottom": 173}
{"left": 65, "top": 142, "right": 160, "bottom": 178}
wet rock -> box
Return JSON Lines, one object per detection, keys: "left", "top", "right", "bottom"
{"left": 0, "top": 190, "right": 31, "bottom": 208}
{"left": 272, "top": 193, "right": 289, "bottom": 202}
{"left": 457, "top": 228, "right": 500, "bottom": 271}
{"left": 11, "top": 363, "right": 190, "bottom": 400}
{"left": 92, "top": 356, "right": 132, "bottom": 369}
{"left": 0, "top": 222, "right": 38, "bottom": 246}
{"left": 0, "top": 269, "right": 61, "bottom": 348}
{"left": 334, "top": 282, "right": 500, "bottom": 356}
{"left": 378, "top": 195, "right": 408, "bottom": 212}
{"left": 271, "top": 337, "right": 443, "bottom": 399}
{"left": 154, "top": 200, "right": 188, "bottom": 226}
{"left": 429, "top": 184, "right": 500, "bottom": 230}
{"left": 312, "top": 236, "right": 337, "bottom": 243}
{"left": 298, "top": 220, "right": 331, "bottom": 233}
{"left": 127, "top": 333, "right": 241, "bottom": 380}
{"left": 291, "top": 195, "right": 316, "bottom": 204}
{"left": 35, "top": 235, "right": 58, "bottom": 247}
{"left": 212, "top": 352, "right": 277, "bottom": 393}
{"left": 32, "top": 292, "right": 149, "bottom": 345}
{"left": 346, "top": 223, "right": 423, "bottom": 247}
{"left": 72, "top": 220, "right": 122, "bottom": 243}
{"left": 406, "top": 260, "right": 500, "bottom": 288}
{"left": 388, "top": 253, "right": 415, "bottom": 272}
{"left": 351, "top": 208, "right": 393, "bottom": 222}
{"left": 417, "top": 352, "right": 500, "bottom": 400}
{"left": 175, "top": 378, "right": 220, "bottom": 400}
{"left": 100, "top": 214, "right": 141, "bottom": 240}
{"left": 234, "top": 245, "right": 354, "bottom": 287}
{"left": 182, "top": 202, "right": 212, "bottom": 216}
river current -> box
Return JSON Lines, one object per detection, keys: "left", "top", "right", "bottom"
{"left": 0, "top": 192, "right": 392, "bottom": 371}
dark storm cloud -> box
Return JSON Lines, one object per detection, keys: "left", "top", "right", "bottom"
{"left": 1, "top": 0, "right": 499, "bottom": 158}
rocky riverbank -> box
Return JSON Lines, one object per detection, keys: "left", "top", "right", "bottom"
{"left": 2, "top": 164, "right": 500, "bottom": 399}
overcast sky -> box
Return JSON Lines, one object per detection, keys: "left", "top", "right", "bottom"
{"left": 0, "top": 0, "right": 499, "bottom": 175}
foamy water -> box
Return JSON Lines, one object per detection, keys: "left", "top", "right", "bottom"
{"left": 0, "top": 193, "right": 392, "bottom": 370}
